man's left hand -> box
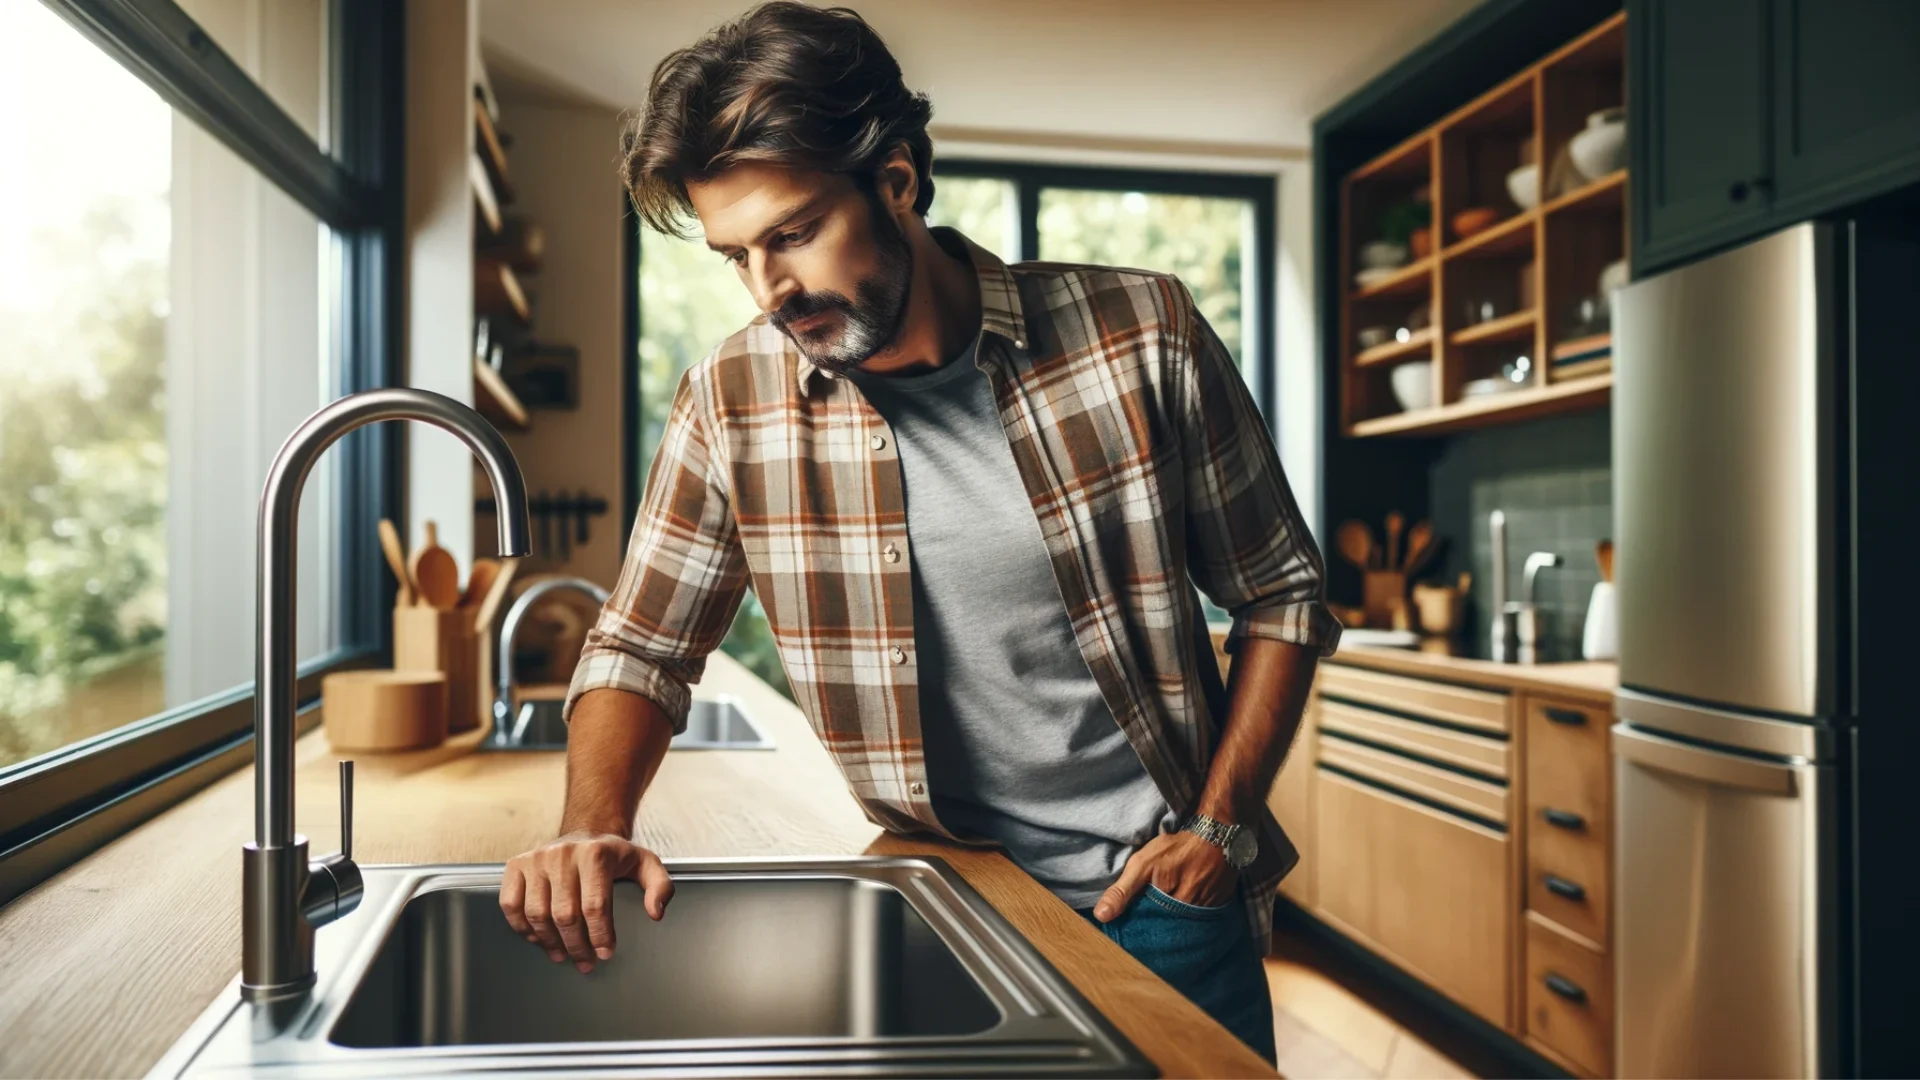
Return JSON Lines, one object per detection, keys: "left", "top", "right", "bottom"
{"left": 1093, "top": 829, "right": 1236, "bottom": 922}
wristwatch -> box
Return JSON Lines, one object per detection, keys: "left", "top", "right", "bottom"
{"left": 1182, "top": 813, "right": 1257, "bottom": 869}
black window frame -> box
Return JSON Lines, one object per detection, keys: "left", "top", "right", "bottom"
{"left": 0, "top": 0, "right": 406, "bottom": 907}
{"left": 932, "top": 159, "right": 1280, "bottom": 416}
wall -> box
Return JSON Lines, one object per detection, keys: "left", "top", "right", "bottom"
{"left": 490, "top": 100, "right": 627, "bottom": 588}
{"left": 1428, "top": 410, "right": 1612, "bottom": 660}
{"left": 405, "top": 0, "right": 480, "bottom": 572}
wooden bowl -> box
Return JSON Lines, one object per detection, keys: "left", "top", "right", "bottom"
{"left": 1451, "top": 207, "right": 1502, "bottom": 240}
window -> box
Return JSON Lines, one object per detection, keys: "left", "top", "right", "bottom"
{"left": 930, "top": 161, "right": 1276, "bottom": 413}
{"left": 0, "top": 0, "right": 399, "bottom": 903}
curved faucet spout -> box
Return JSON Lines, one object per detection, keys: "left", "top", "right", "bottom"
{"left": 256, "top": 389, "right": 529, "bottom": 849}
{"left": 245, "top": 389, "right": 529, "bottom": 1002}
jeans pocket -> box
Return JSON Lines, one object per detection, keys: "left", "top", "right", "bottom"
{"left": 1143, "top": 882, "right": 1232, "bottom": 920}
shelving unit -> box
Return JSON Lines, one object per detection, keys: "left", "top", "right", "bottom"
{"left": 1339, "top": 12, "right": 1626, "bottom": 438}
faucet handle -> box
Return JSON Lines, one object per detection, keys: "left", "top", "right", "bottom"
{"left": 339, "top": 760, "right": 354, "bottom": 861}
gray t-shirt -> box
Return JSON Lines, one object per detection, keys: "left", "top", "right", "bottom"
{"left": 847, "top": 336, "right": 1179, "bottom": 909}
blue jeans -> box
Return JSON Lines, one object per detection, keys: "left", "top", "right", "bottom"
{"left": 1075, "top": 882, "right": 1276, "bottom": 1065}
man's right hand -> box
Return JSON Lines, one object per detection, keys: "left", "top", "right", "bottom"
{"left": 499, "top": 831, "right": 675, "bottom": 973}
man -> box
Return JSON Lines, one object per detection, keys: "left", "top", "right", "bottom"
{"left": 498, "top": 1, "right": 1338, "bottom": 1063}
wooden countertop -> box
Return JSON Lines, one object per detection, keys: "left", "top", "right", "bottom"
{"left": 1329, "top": 642, "right": 1617, "bottom": 705}
{"left": 0, "top": 651, "right": 1277, "bottom": 1079}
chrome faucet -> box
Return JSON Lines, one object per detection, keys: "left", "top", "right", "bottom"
{"left": 1515, "top": 551, "right": 1564, "bottom": 665}
{"left": 491, "top": 577, "right": 610, "bottom": 747}
{"left": 244, "top": 388, "right": 530, "bottom": 1003}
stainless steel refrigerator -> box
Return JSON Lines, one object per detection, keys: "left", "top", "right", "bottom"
{"left": 1613, "top": 219, "right": 1920, "bottom": 1078}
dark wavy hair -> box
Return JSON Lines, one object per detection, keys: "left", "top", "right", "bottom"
{"left": 620, "top": 2, "right": 935, "bottom": 239}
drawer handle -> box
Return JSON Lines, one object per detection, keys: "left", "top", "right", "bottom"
{"left": 1544, "top": 971, "right": 1588, "bottom": 1005}
{"left": 1542, "top": 807, "right": 1587, "bottom": 830}
{"left": 1544, "top": 874, "right": 1587, "bottom": 901}
{"left": 1544, "top": 707, "right": 1588, "bottom": 726}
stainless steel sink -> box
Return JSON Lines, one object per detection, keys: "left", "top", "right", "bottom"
{"left": 485, "top": 695, "right": 774, "bottom": 752}
{"left": 150, "top": 857, "right": 1155, "bottom": 1077}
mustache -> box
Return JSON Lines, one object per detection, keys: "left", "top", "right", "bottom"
{"left": 771, "top": 290, "right": 854, "bottom": 330}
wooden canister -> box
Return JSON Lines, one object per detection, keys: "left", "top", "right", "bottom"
{"left": 394, "top": 606, "right": 481, "bottom": 734}
{"left": 322, "top": 670, "right": 448, "bottom": 751}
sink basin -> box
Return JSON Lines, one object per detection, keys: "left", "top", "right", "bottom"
{"left": 333, "top": 877, "right": 997, "bottom": 1046}
{"left": 486, "top": 695, "right": 774, "bottom": 752}
{"left": 150, "top": 858, "right": 1155, "bottom": 1077}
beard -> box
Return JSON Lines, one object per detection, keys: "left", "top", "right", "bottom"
{"left": 769, "top": 196, "right": 914, "bottom": 376}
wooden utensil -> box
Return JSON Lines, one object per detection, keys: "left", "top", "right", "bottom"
{"left": 463, "top": 558, "right": 501, "bottom": 610}
{"left": 1402, "top": 520, "right": 1438, "bottom": 577}
{"left": 471, "top": 556, "right": 520, "bottom": 633}
{"left": 410, "top": 521, "right": 462, "bottom": 610}
{"left": 1596, "top": 539, "right": 1614, "bottom": 583}
{"left": 1385, "top": 512, "right": 1405, "bottom": 570}
{"left": 1335, "top": 520, "right": 1376, "bottom": 573}
{"left": 378, "top": 518, "right": 414, "bottom": 607}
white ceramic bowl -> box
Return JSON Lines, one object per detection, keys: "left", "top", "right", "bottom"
{"left": 1599, "top": 258, "right": 1629, "bottom": 296}
{"left": 1570, "top": 116, "right": 1627, "bottom": 180}
{"left": 1359, "top": 240, "right": 1410, "bottom": 271}
{"left": 1391, "top": 361, "right": 1434, "bottom": 412}
{"left": 1356, "top": 325, "right": 1393, "bottom": 350}
{"left": 1505, "top": 163, "right": 1540, "bottom": 210}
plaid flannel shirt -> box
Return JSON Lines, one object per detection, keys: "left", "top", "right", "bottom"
{"left": 566, "top": 226, "right": 1341, "bottom": 942}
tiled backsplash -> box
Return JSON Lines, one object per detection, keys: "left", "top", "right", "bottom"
{"left": 1429, "top": 409, "right": 1613, "bottom": 661}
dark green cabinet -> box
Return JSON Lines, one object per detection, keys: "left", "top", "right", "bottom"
{"left": 1631, "top": 0, "right": 1920, "bottom": 274}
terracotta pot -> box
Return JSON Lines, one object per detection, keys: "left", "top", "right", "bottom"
{"left": 1451, "top": 206, "right": 1502, "bottom": 240}
{"left": 1409, "top": 228, "right": 1433, "bottom": 258}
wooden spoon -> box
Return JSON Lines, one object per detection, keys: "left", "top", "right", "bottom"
{"left": 378, "top": 518, "right": 414, "bottom": 607}
{"left": 463, "top": 558, "right": 501, "bottom": 610}
{"left": 1335, "top": 520, "right": 1375, "bottom": 573}
{"left": 410, "top": 521, "right": 462, "bottom": 610}
{"left": 471, "top": 557, "right": 520, "bottom": 633}
{"left": 1401, "top": 520, "right": 1438, "bottom": 577}
{"left": 1385, "top": 511, "right": 1405, "bottom": 570}
{"left": 1596, "top": 539, "right": 1615, "bottom": 583}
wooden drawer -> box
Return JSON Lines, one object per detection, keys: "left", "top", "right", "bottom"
{"left": 1317, "top": 698, "right": 1510, "bottom": 781}
{"left": 1524, "top": 914, "right": 1613, "bottom": 1077}
{"left": 1319, "top": 735, "right": 1509, "bottom": 824}
{"left": 1319, "top": 663, "right": 1509, "bottom": 734}
{"left": 1315, "top": 769, "right": 1512, "bottom": 1028}
{"left": 1524, "top": 694, "right": 1611, "bottom": 947}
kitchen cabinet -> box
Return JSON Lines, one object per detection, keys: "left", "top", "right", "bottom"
{"left": 1296, "top": 653, "right": 1618, "bottom": 1076}
{"left": 1269, "top": 698, "right": 1317, "bottom": 908}
{"left": 1316, "top": 768, "right": 1513, "bottom": 1027}
{"left": 1630, "top": 0, "right": 1920, "bottom": 274}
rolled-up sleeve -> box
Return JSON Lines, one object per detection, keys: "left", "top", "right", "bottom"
{"left": 1172, "top": 280, "right": 1342, "bottom": 658}
{"left": 562, "top": 360, "right": 750, "bottom": 734}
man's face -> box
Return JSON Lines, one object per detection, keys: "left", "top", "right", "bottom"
{"left": 688, "top": 163, "right": 913, "bottom": 375}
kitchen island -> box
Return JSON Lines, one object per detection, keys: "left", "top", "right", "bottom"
{"left": 0, "top": 651, "right": 1278, "bottom": 1079}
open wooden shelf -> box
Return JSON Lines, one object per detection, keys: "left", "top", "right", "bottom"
{"left": 1348, "top": 372, "right": 1612, "bottom": 438}
{"left": 1351, "top": 258, "right": 1434, "bottom": 300}
{"left": 1354, "top": 329, "right": 1437, "bottom": 368}
{"left": 1444, "top": 210, "right": 1537, "bottom": 260}
{"left": 470, "top": 155, "right": 502, "bottom": 236}
{"left": 475, "top": 258, "right": 530, "bottom": 324}
{"left": 473, "top": 98, "right": 515, "bottom": 204}
{"left": 1340, "top": 10, "right": 1625, "bottom": 439}
{"left": 473, "top": 358, "right": 530, "bottom": 431}
{"left": 1449, "top": 309, "right": 1537, "bottom": 348}
{"left": 1543, "top": 169, "right": 1625, "bottom": 216}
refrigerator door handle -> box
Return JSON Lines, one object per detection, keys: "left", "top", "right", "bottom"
{"left": 1612, "top": 723, "right": 1799, "bottom": 796}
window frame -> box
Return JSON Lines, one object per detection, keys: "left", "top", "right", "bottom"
{"left": 933, "top": 159, "right": 1280, "bottom": 415}
{"left": 0, "top": 0, "right": 405, "bottom": 907}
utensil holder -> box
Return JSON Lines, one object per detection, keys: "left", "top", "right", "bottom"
{"left": 394, "top": 606, "right": 481, "bottom": 734}
{"left": 1362, "top": 570, "right": 1408, "bottom": 629}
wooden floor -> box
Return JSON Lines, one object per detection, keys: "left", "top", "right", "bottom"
{"left": 1266, "top": 931, "right": 1478, "bottom": 1079}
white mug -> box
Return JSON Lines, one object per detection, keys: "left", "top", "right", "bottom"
{"left": 1582, "top": 581, "right": 1617, "bottom": 661}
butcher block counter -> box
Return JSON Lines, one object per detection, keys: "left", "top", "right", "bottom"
{"left": 0, "top": 651, "right": 1277, "bottom": 1079}
{"left": 1328, "top": 642, "right": 1617, "bottom": 706}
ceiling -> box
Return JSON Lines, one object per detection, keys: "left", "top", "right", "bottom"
{"left": 478, "top": 0, "right": 1482, "bottom": 150}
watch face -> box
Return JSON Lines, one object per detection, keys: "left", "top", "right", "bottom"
{"left": 1226, "top": 828, "right": 1258, "bottom": 868}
